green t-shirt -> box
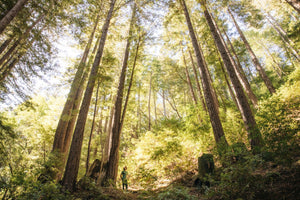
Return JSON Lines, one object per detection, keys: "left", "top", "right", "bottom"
{"left": 121, "top": 170, "right": 128, "bottom": 184}
{"left": 121, "top": 170, "right": 127, "bottom": 180}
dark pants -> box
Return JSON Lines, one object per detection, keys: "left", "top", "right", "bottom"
{"left": 122, "top": 179, "right": 128, "bottom": 190}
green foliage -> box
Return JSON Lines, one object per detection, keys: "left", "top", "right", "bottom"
{"left": 134, "top": 165, "right": 158, "bottom": 189}
{"left": 17, "top": 181, "right": 70, "bottom": 200}
{"left": 126, "top": 118, "right": 204, "bottom": 189}
{"left": 0, "top": 114, "right": 16, "bottom": 168}
{"left": 256, "top": 69, "right": 300, "bottom": 165}
{"left": 205, "top": 151, "right": 265, "bottom": 200}
{"left": 155, "top": 186, "right": 197, "bottom": 200}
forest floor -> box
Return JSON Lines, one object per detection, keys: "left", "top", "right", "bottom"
{"left": 73, "top": 159, "right": 300, "bottom": 200}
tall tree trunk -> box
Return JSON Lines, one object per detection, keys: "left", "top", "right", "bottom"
{"left": 148, "top": 72, "right": 152, "bottom": 131}
{"left": 120, "top": 35, "right": 140, "bottom": 129}
{"left": 189, "top": 50, "right": 207, "bottom": 112}
{"left": 0, "top": 37, "right": 13, "bottom": 55}
{"left": 228, "top": 8, "right": 275, "bottom": 94}
{"left": 153, "top": 91, "right": 157, "bottom": 124}
{"left": 182, "top": 50, "right": 198, "bottom": 105}
{"left": 219, "top": 58, "right": 239, "bottom": 108}
{"left": 164, "top": 94, "right": 182, "bottom": 119}
{"left": 180, "top": 0, "right": 228, "bottom": 148}
{"left": 285, "top": 0, "right": 300, "bottom": 13}
{"left": 62, "top": 0, "right": 116, "bottom": 192}
{"left": 222, "top": 27, "right": 258, "bottom": 107}
{"left": 137, "top": 82, "right": 142, "bottom": 134}
{"left": 52, "top": 6, "right": 102, "bottom": 177}
{"left": 61, "top": 35, "right": 101, "bottom": 158}
{"left": 162, "top": 90, "right": 167, "bottom": 117}
{"left": 103, "top": 98, "right": 115, "bottom": 163}
{"left": 266, "top": 15, "right": 300, "bottom": 62}
{"left": 203, "top": 4, "right": 263, "bottom": 152}
{"left": 105, "top": 3, "right": 136, "bottom": 184}
{"left": 203, "top": 50, "right": 220, "bottom": 113}
{"left": 195, "top": 32, "right": 220, "bottom": 112}
{"left": 258, "top": 41, "right": 284, "bottom": 78}
{"left": 85, "top": 79, "right": 101, "bottom": 175}
{"left": 0, "top": 0, "right": 29, "bottom": 34}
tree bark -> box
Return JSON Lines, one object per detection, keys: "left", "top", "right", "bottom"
{"left": 148, "top": 72, "right": 152, "bottom": 131}
{"left": 189, "top": 50, "right": 207, "bottom": 112}
{"left": 0, "top": 37, "right": 13, "bottom": 55}
{"left": 137, "top": 82, "right": 142, "bottom": 134}
{"left": 0, "top": 0, "right": 29, "bottom": 35}
{"left": 182, "top": 50, "right": 198, "bottom": 105}
{"left": 120, "top": 36, "right": 140, "bottom": 127}
{"left": 103, "top": 95, "right": 116, "bottom": 163}
{"left": 180, "top": 0, "right": 228, "bottom": 148}
{"left": 203, "top": 5, "right": 263, "bottom": 152}
{"left": 228, "top": 8, "right": 275, "bottom": 94}
{"left": 285, "top": 0, "right": 300, "bottom": 13}
{"left": 222, "top": 27, "right": 258, "bottom": 107}
{"left": 162, "top": 90, "right": 167, "bottom": 117}
{"left": 266, "top": 15, "right": 300, "bottom": 62}
{"left": 219, "top": 58, "right": 239, "bottom": 108}
{"left": 104, "top": 3, "right": 136, "bottom": 184}
{"left": 62, "top": 0, "right": 116, "bottom": 192}
{"left": 258, "top": 41, "right": 285, "bottom": 78}
{"left": 52, "top": 7, "right": 102, "bottom": 181}
{"left": 85, "top": 79, "right": 101, "bottom": 175}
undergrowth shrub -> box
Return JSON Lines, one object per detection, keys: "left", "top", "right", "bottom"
{"left": 155, "top": 186, "right": 196, "bottom": 200}
{"left": 17, "top": 181, "right": 70, "bottom": 200}
{"left": 256, "top": 71, "right": 300, "bottom": 165}
{"left": 134, "top": 165, "right": 158, "bottom": 189}
{"left": 206, "top": 152, "right": 265, "bottom": 200}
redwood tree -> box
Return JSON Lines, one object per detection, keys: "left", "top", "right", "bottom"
{"left": 179, "top": 0, "right": 228, "bottom": 148}
{"left": 104, "top": 2, "right": 137, "bottom": 184}
{"left": 62, "top": 0, "right": 116, "bottom": 192}
{"left": 228, "top": 8, "right": 276, "bottom": 94}
{"left": 0, "top": 0, "right": 29, "bottom": 34}
{"left": 200, "top": 2, "right": 263, "bottom": 152}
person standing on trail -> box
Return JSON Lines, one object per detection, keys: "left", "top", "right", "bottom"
{"left": 120, "top": 166, "right": 128, "bottom": 190}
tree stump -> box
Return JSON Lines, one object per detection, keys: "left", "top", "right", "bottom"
{"left": 198, "top": 153, "right": 214, "bottom": 178}
{"left": 86, "top": 159, "right": 101, "bottom": 180}
{"left": 194, "top": 154, "right": 214, "bottom": 188}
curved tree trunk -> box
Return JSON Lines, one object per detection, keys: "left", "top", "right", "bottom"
{"left": 228, "top": 8, "right": 275, "bottom": 94}
{"left": 180, "top": 0, "right": 228, "bottom": 148}
{"left": 62, "top": 0, "right": 116, "bottom": 192}
{"left": 0, "top": 0, "right": 29, "bottom": 34}
{"left": 203, "top": 5, "right": 263, "bottom": 152}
